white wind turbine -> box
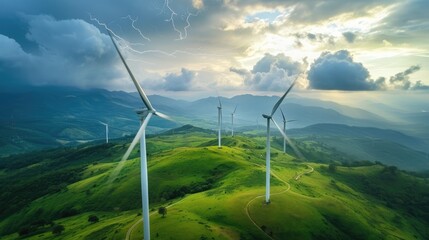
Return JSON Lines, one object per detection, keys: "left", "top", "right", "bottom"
{"left": 262, "top": 81, "right": 295, "bottom": 204}
{"left": 279, "top": 108, "right": 296, "bottom": 153}
{"left": 231, "top": 105, "right": 237, "bottom": 137}
{"left": 99, "top": 121, "right": 109, "bottom": 143}
{"left": 108, "top": 32, "right": 171, "bottom": 240}
{"left": 217, "top": 97, "right": 222, "bottom": 148}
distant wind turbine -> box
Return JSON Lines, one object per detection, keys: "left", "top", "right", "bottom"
{"left": 262, "top": 80, "right": 296, "bottom": 204}
{"left": 108, "top": 31, "right": 171, "bottom": 240}
{"left": 256, "top": 117, "right": 260, "bottom": 130}
{"left": 99, "top": 121, "right": 109, "bottom": 143}
{"left": 217, "top": 97, "right": 222, "bottom": 148}
{"left": 231, "top": 105, "right": 237, "bottom": 137}
{"left": 279, "top": 108, "right": 296, "bottom": 153}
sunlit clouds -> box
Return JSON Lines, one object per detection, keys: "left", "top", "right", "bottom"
{"left": 0, "top": 0, "right": 428, "bottom": 95}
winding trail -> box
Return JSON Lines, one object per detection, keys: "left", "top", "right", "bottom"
{"left": 125, "top": 197, "right": 186, "bottom": 240}
{"left": 125, "top": 164, "right": 314, "bottom": 240}
{"left": 245, "top": 164, "right": 314, "bottom": 240}
{"left": 295, "top": 165, "right": 314, "bottom": 180}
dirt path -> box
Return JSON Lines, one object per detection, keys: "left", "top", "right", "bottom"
{"left": 125, "top": 197, "right": 186, "bottom": 240}
{"left": 126, "top": 164, "right": 314, "bottom": 240}
{"left": 295, "top": 165, "right": 314, "bottom": 180}
{"left": 245, "top": 164, "right": 313, "bottom": 240}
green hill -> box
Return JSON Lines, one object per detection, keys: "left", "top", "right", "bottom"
{"left": 1, "top": 126, "right": 428, "bottom": 239}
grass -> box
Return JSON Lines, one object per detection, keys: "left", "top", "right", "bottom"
{"left": 1, "top": 127, "right": 428, "bottom": 239}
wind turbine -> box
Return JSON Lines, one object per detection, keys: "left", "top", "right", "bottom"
{"left": 231, "top": 105, "right": 237, "bottom": 137}
{"left": 256, "top": 117, "right": 260, "bottom": 130}
{"left": 108, "top": 32, "right": 171, "bottom": 240}
{"left": 99, "top": 121, "right": 109, "bottom": 143}
{"left": 217, "top": 97, "right": 222, "bottom": 148}
{"left": 262, "top": 81, "right": 295, "bottom": 204}
{"left": 279, "top": 108, "right": 296, "bottom": 153}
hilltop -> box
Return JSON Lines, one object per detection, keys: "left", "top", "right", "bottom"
{"left": 1, "top": 125, "right": 428, "bottom": 239}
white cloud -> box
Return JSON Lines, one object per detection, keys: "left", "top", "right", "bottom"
{"left": 232, "top": 53, "right": 304, "bottom": 91}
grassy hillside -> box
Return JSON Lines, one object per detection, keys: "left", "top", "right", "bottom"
{"left": 1, "top": 126, "right": 428, "bottom": 239}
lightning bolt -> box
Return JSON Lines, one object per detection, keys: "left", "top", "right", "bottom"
{"left": 90, "top": 13, "right": 216, "bottom": 59}
{"left": 89, "top": 14, "right": 145, "bottom": 48}
{"left": 164, "top": 0, "right": 198, "bottom": 40}
{"left": 122, "top": 15, "right": 151, "bottom": 42}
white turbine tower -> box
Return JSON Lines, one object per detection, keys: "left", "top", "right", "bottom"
{"left": 108, "top": 32, "right": 171, "bottom": 240}
{"left": 99, "top": 121, "right": 109, "bottom": 143}
{"left": 217, "top": 97, "right": 222, "bottom": 148}
{"left": 231, "top": 105, "right": 237, "bottom": 137}
{"left": 279, "top": 108, "right": 296, "bottom": 153}
{"left": 262, "top": 81, "right": 295, "bottom": 204}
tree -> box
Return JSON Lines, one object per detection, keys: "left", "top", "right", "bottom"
{"left": 88, "top": 215, "right": 99, "bottom": 223}
{"left": 52, "top": 224, "right": 65, "bottom": 235}
{"left": 158, "top": 207, "right": 167, "bottom": 218}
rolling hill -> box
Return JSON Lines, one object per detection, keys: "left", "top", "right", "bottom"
{"left": 0, "top": 126, "right": 428, "bottom": 239}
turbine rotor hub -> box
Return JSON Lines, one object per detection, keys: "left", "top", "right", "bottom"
{"left": 136, "top": 108, "right": 153, "bottom": 118}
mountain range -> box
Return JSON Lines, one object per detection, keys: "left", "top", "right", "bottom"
{"left": 1, "top": 86, "right": 427, "bottom": 157}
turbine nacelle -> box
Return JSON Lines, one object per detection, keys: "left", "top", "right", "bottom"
{"left": 136, "top": 108, "right": 152, "bottom": 118}
{"left": 262, "top": 114, "right": 271, "bottom": 119}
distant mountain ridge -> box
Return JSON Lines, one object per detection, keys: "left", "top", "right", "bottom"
{"left": 289, "top": 123, "right": 427, "bottom": 152}
{"left": 1, "top": 86, "right": 426, "bottom": 156}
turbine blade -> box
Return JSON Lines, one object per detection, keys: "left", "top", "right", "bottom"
{"left": 107, "top": 123, "right": 146, "bottom": 184}
{"left": 123, "top": 123, "right": 146, "bottom": 162}
{"left": 280, "top": 108, "right": 286, "bottom": 123}
{"left": 154, "top": 111, "right": 173, "bottom": 122}
{"left": 272, "top": 118, "right": 287, "bottom": 139}
{"left": 270, "top": 81, "right": 296, "bottom": 117}
{"left": 108, "top": 31, "right": 155, "bottom": 111}
{"left": 233, "top": 105, "right": 237, "bottom": 114}
{"left": 218, "top": 96, "right": 222, "bottom": 108}
{"left": 287, "top": 120, "right": 297, "bottom": 122}
{"left": 271, "top": 118, "right": 305, "bottom": 159}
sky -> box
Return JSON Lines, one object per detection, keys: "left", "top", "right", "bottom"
{"left": 1, "top": 0, "right": 428, "bottom": 99}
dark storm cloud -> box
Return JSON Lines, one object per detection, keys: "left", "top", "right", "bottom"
{"left": 231, "top": 53, "right": 303, "bottom": 91}
{"left": 0, "top": 15, "right": 121, "bottom": 89}
{"left": 342, "top": 32, "right": 357, "bottom": 43}
{"left": 308, "top": 50, "right": 385, "bottom": 91}
{"left": 0, "top": 0, "right": 198, "bottom": 42}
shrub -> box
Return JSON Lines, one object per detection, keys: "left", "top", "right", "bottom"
{"left": 88, "top": 215, "right": 99, "bottom": 223}
{"left": 52, "top": 224, "right": 65, "bottom": 235}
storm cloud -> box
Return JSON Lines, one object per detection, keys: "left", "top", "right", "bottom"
{"left": 231, "top": 53, "right": 304, "bottom": 91}
{"left": 307, "top": 50, "right": 384, "bottom": 91}
{"left": 0, "top": 15, "right": 122, "bottom": 89}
